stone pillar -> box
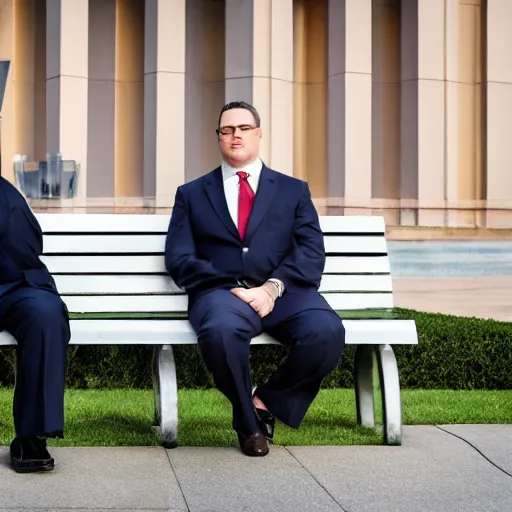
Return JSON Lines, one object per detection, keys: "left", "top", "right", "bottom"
{"left": 87, "top": 0, "right": 115, "bottom": 198}
{"left": 371, "top": 0, "right": 401, "bottom": 224}
{"left": 486, "top": 0, "right": 512, "bottom": 227}
{"left": 445, "top": 0, "right": 486, "bottom": 227}
{"left": 46, "top": 0, "right": 89, "bottom": 199}
{"left": 327, "top": 0, "right": 372, "bottom": 210}
{"left": 400, "top": 0, "right": 445, "bottom": 226}
{"left": 184, "top": 0, "right": 225, "bottom": 182}
{"left": 0, "top": 0, "right": 14, "bottom": 182}
{"left": 115, "top": 0, "right": 144, "bottom": 198}
{"left": 144, "top": 0, "right": 186, "bottom": 206}
{"left": 225, "top": 0, "right": 294, "bottom": 176}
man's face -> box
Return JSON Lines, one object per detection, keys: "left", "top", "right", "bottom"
{"left": 217, "top": 108, "right": 262, "bottom": 167}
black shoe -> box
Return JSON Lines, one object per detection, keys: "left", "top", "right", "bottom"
{"left": 10, "top": 436, "right": 55, "bottom": 473}
{"left": 252, "top": 388, "right": 276, "bottom": 440}
{"left": 255, "top": 407, "right": 275, "bottom": 440}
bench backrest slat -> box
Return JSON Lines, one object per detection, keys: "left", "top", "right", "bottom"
{"left": 51, "top": 274, "right": 393, "bottom": 295}
{"left": 41, "top": 255, "right": 391, "bottom": 275}
{"left": 32, "top": 214, "right": 393, "bottom": 314}
{"left": 61, "top": 293, "right": 394, "bottom": 314}
{"left": 37, "top": 213, "right": 386, "bottom": 234}
{"left": 41, "top": 234, "right": 387, "bottom": 255}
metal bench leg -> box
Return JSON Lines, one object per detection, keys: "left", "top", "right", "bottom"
{"left": 354, "top": 345, "right": 375, "bottom": 427}
{"left": 152, "top": 345, "right": 178, "bottom": 448}
{"left": 375, "top": 344, "right": 402, "bottom": 446}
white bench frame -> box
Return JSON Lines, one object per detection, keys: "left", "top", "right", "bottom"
{"left": 0, "top": 214, "right": 418, "bottom": 446}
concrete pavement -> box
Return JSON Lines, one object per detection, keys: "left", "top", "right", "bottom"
{"left": 0, "top": 425, "right": 511, "bottom": 512}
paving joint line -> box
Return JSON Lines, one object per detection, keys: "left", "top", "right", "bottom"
{"left": 436, "top": 425, "right": 512, "bottom": 478}
{"left": 284, "top": 446, "right": 350, "bottom": 512}
{"left": 165, "top": 448, "right": 191, "bottom": 512}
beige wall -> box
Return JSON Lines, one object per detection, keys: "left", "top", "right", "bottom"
{"left": 1, "top": 0, "right": 511, "bottom": 227}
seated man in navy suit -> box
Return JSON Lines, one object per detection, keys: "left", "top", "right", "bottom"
{"left": 165, "top": 101, "right": 345, "bottom": 456}
{"left": 0, "top": 176, "right": 70, "bottom": 472}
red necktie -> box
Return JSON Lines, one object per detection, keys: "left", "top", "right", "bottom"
{"left": 236, "top": 171, "right": 255, "bottom": 240}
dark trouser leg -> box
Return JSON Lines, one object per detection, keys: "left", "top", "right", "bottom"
{"left": 0, "top": 287, "right": 70, "bottom": 438}
{"left": 189, "top": 289, "right": 262, "bottom": 435}
{"left": 257, "top": 308, "right": 345, "bottom": 429}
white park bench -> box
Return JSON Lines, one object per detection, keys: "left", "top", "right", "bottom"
{"left": 0, "top": 214, "right": 418, "bottom": 447}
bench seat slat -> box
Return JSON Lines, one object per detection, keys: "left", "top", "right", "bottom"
{"left": 42, "top": 235, "right": 387, "bottom": 255}
{"left": 0, "top": 318, "right": 418, "bottom": 346}
{"left": 41, "top": 255, "right": 392, "bottom": 275}
{"left": 58, "top": 292, "right": 393, "bottom": 313}
{"left": 36, "top": 214, "right": 386, "bottom": 235}
{"left": 52, "top": 274, "right": 393, "bottom": 294}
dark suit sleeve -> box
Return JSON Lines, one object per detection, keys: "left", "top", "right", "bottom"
{"left": 165, "top": 186, "right": 230, "bottom": 293}
{"left": 270, "top": 182, "right": 325, "bottom": 289}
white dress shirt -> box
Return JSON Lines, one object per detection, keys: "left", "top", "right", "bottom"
{"left": 220, "top": 157, "right": 284, "bottom": 297}
{"left": 221, "top": 157, "right": 263, "bottom": 228}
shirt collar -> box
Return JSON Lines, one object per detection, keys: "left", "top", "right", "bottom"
{"left": 221, "top": 157, "right": 263, "bottom": 181}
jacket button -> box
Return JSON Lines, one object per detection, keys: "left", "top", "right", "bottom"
{"left": 242, "top": 247, "right": 249, "bottom": 253}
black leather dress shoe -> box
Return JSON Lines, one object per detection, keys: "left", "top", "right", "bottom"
{"left": 237, "top": 431, "right": 269, "bottom": 457}
{"left": 10, "top": 436, "right": 55, "bottom": 473}
{"left": 255, "top": 407, "right": 275, "bottom": 440}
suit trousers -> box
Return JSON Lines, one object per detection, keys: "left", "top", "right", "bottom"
{"left": 0, "top": 286, "right": 70, "bottom": 438}
{"left": 188, "top": 288, "right": 345, "bottom": 436}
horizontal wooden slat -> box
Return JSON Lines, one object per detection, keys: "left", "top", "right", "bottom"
{"left": 319, "top": 215, "right": 385, "bottom": 234}
{"left": 52, "top": 274, "right": 393, "bottom": 295}
{"left": 42, "top": 234, "right": 386, "bottom": 255}
{"left": 59, "top": 292, "right": 393, "bottom": 313}
{"left": 323, "top": 236, "right": 387, "bottom": 254}
{"left": 0, "top": 318, "right": 417, "bottom": 346}
{"left": 43, "top": 235, "right": 166, "bottom": 254}
{"left": 42, "top": 254, "right": 391, "bottom": 275}
{"left": 35, "top": 213, "right": 386, "bottom": 235}
{"left": 323, "top": 256, "right": 390, "bottom": 274}
{"left": 37, "top": 214, "right": 171, "bottom": 233}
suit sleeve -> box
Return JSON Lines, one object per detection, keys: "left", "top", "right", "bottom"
{"left": 270, "top": 182, "right": 325, "bottom": 289}
{"left": 165, "top": 186, "right": 231, "bottom": 293}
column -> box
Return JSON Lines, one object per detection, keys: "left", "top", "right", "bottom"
{"left": 144, "top": 0, "right": 186, "bottom": 206}
{"left": 327, "top": 0, "right": 372, "bottom": 209}
{"left": 445, "top": 0, "right": 486, "bottom": 227}
{"left": 486, "top": 0, "right": 512, "bottom": 227}
{"left": 293, "top": 0, "right": 327, "bottom": 197}
{"left": 371, "top": 0, "right": 401, "bottom": 225}
{"left": 115, "top": 0, "right": 144, "bottom": 198}
{"left": 13, "top": 0, "right": 36, "bottom": 164}
{"left": 0, "top": 0, "right": 14, "bottom": 182}
{"left": 400, "top": 0, "right": 445, "bottom": 226}
{"left": 46, "top": 0, "right": 89, "bottom": 199}
{"left": 87, "top": 0, "right": 115, "bottom": 198}
{"left": 184, "top": 0, "right": 225, "bottom": 182}
{"left": 225, "top": 0, "right": 294, "bottom": 176}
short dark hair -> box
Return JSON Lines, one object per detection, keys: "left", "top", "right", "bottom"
{"left": 217, "top": 101, "right": 261, "bottom": 129}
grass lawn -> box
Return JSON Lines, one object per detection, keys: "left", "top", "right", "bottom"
{"left": 0, "top": 388, "right": 510, "bottom": 447}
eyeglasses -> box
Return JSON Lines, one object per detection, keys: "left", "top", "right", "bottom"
{"left": 216, "top": 125, "right": 257, "bottom": 136}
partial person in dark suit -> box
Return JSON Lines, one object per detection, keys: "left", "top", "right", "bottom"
{"left": 0, "top": 176, "right": 70, "bottom": 473}
{"left": 165, "top": 101, "right": 345, "bottom": 456}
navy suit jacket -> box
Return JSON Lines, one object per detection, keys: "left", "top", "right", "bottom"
{"left": 165, "top": 165, "right": 327, "bottom": 317}
{"left": 0, "top": 177, "right": 57, "bottom": 298}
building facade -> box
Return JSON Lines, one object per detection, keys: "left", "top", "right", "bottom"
{"left": 0, "top": 0, "right": 510, "bottom": 227}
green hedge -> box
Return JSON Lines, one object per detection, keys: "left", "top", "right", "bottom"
{"left": 0, "top": 308, "right": 511, "bottom": 390}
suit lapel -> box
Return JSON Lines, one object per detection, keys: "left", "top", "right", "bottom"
{"left": 204, "top": 167, "right": 240, "bottom": 240}
{"left": 245, "top": 165, "right": 277, "bottom": 244}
